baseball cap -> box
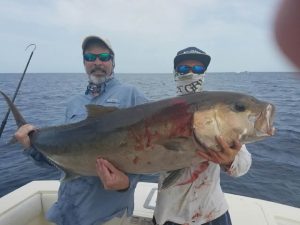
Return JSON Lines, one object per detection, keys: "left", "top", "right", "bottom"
{"left": 82, "top": 35, "right": 114, "bottom": 55}
{"left": 174, "top": 47, "right": 211, "bottom": 69}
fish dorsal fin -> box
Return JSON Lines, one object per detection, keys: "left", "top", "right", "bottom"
{"left": 86, "top": 104, "right": 118, "bottom": 119}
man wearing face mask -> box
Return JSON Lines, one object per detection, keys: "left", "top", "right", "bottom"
{"left": 14, "top": 35, "right": 155, "bottom": 225}
{"left": 173, "top": 47, "right": 209, "bottom": 95}
{"left": 153, "top": 47, "right": 252, "bottom": 225}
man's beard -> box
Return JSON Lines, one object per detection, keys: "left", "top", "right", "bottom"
{"left": 88, "top": 74, "right": 107, "bottom": 84}
{"left": 88, "top": 67, "right": 114, "bottom": 84}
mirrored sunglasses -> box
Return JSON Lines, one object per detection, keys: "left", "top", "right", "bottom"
{"left": 176, "top": 65, "right": 206, "bottom": 75}
{"left": 83, "top": 53, "right": 113, "bottom": 62}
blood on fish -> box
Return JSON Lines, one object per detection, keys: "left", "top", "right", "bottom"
{"left": 169, "top": 115, "right": 192, "bottom": 137}
{"left": 144, "top": 125, "right": 160, "bottom": 147}
{"left": 130, "top": 102, "right": 193, "bottom": 151}
{"left": 163, "top": 105, "right": 193, "bottom": 138}
{"left": 127, "top": 127, "right": 146, "bottom": 151}
{"left": 133, "top": 156, "right": 139, "bottom": 164}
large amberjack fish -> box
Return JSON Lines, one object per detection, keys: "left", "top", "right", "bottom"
{"left": 0, "top": 90, "right": 275, "bottom": 188}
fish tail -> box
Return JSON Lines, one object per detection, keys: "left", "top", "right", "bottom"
{"left": 0, "top": 91, "right": 27, "bottom": 128}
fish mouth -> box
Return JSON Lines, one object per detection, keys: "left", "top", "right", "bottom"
{"left": 255, "top": 104, "right": 276, "bottom": 137}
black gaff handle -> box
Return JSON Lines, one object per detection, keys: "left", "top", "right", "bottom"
{"left": 0, "top": 44, "right": 37, "bottom": 138}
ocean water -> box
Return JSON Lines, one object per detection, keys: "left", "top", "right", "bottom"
{"left": 0, "top": 72, "right": 300, "bottom": 208}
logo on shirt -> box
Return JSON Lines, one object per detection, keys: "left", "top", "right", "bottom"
{"left": 106, "top": 98, "right": 119, "bottom": 104}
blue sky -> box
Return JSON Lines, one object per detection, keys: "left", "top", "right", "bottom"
{"left": 0, "top": 0, "right": 297, "bottom": 73}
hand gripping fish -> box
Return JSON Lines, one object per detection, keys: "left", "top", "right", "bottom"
{"left": 0, "top": 90, "right": 275, "bottom": 188}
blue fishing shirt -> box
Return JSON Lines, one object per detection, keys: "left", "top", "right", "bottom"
{"left": 24, "top": 78, "right": 158, "bottom": 225}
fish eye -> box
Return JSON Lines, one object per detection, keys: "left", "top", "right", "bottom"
{"left": 233, "top": 102, "right": 246, "bottom": 112}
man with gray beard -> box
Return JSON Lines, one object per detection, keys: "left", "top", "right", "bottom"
{"left": 14, "top": 35, "right": 156, "bottom": 225}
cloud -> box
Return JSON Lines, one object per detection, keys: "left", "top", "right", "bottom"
{"left": 0, "top": 0, "right": 293, "bottom": 73}
{"left": 0, "top": 0, "right": 279, "bottom": 41}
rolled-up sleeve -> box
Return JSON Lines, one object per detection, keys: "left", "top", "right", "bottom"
{"left": 225, "top": 144, "right": 252, "bottom": 177}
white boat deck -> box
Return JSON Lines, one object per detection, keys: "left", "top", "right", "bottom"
{"left": 0, "top": 180, "right": 300, "bottom": 225}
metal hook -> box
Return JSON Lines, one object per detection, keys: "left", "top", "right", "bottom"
{"left": 0, "top": 43, "right": 37, "bottom": 138}
{"left": 25, "top": 43, "right": 36, "bottom": 52}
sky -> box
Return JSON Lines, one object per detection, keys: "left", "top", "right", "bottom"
{"left": 0, "top": 0, "right": 297, "bottom": 73}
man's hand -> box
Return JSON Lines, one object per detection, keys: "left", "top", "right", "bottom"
{"left": 197, "top": 136, "right": 242, "bottom": 167}
{"left": 14, "top": 124, "right": 36, "bottom": 148}
{"left": 96, "top": 158, "right": 130, "bottom": 191}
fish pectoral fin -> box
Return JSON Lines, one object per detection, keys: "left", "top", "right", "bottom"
{"left": 86, "top": 104, "right": 118, "bottom": 119}
{"left": 161, "top": 169, "right": 185, "bottom": 189}
{"left": 161, "top": 137, "right": 189, "bottom": 151}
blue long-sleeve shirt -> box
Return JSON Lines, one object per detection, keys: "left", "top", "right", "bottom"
{"left": 24, "top": 78, "right": 158, "bottom": 225}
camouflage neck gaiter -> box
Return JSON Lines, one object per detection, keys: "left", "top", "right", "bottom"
{"left": 174, "top": 71, "right": 205, "bottom": 96}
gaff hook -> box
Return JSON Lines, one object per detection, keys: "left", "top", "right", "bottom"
{"left": 25, "top": 43, "right": 36, "bottom": 52}
{"left": 0, "top": 43, "right": 37, "bottom": 139}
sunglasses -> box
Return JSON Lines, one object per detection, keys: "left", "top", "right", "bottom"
{"left": 176, "top": 65, "right": 206, "bottom": 75}
{"left": 83, "top": 53, "right": 113, "bottom": 62}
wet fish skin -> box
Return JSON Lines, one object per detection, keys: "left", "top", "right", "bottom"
{"left": 0, "top": 90, "right": 275, "bottom": 182}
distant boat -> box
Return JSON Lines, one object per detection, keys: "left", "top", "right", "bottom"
{"left": 237, "top": 71, "right": 250, "bottom": 74}
{"left": 0, "top": 181, "right": 300, "bottom": 225}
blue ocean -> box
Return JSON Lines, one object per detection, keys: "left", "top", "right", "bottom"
{"left": 0, "top": 72, "right": 299, "bottom": 208}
